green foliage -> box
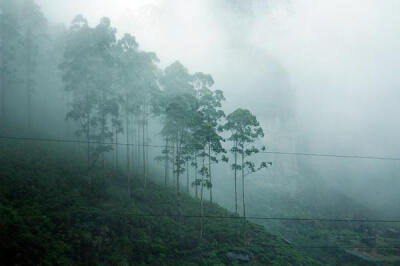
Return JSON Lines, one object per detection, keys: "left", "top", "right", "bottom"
{"left": 0, "top": 142, "right": 319, "bottom": 265}
{"left": 0, "top": 0, "right": 21, "bottom": 89}
{"left": 60, "top": 16, "right": 122, "bottom": 168}
{"left": 0, "top": 0, "right": 48, "bottom": 130}
{"left": 223, "top": 108, "right": 271, "bottom": 216}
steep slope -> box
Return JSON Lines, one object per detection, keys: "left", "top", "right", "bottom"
{"left": 0, "top": 141, "right": 319, "bottom": 265}
{"left": 244, "top": 170, "right": 400, "bottom": 265}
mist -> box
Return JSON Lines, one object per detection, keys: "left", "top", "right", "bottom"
{"left": 37, "top": 0, "right": 400, "bottom": 210}
{"left": 2, "top": 0, "right": 400, "bottom": 264}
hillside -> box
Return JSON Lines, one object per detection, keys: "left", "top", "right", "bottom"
{"left": 245, "top": 170, "right": 400, "bottom": 265}
{"left": 0, "top": 141, "right": 319, "bottom": 265}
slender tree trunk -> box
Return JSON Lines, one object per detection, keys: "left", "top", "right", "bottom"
{"left": 133, "top": 120, "right": 136, "bottom": 169}
{"left": 200, "top": 157, "right": 205, "bottom": 239}
{"left": 111, "top": 125, "right": 115, "bottom": 168}
{"left": 0, "top": 75, "right": 5, "bottom": 132}
{"left": 208, "top": 143, "right": 212, "bottom": 202}
{"left": 234, "top": 140, "right": 238, "bottom": 214}
{"left": 186, "top": 160, "right": 189, "bottom": 194}
{"left": 0, "top": 35, "right": 4, "bottom": 132}
{"left": 142, "top": 106, "right": 146, "bottom": 188}
{"left": 142, "top": 120, "right": 146, "bottom": 187}
{"left": 136, "top": 121, "right": 142, "bottom": 169}
{"left": 165, "top": 137, "right": 169, "bottom": 187}
{"left": 195, "top": 155, "right": 198, "bottom": 198}
{"left": 172, "top": 143, "right": 176, "bottom": 185}
{"left": 242, "top": 151, "right": 245, "bottom": 218}
{"left": 115, "top": 126, "right": 118, "bottom": 170}
{"left": 26, "top": 32, "right": 33, "bottom": 132}
{"left": 134, "top": 115, "right": 137, "bottom": 172}
{"left": 176, "top": 138, "right": 182, "bottom": 237}
{"left": 87, "top": 121, "right": 90, "bottom": 174}
{"left": 241, "top": 149, "right": 247, "bottom": 241}
{"left": 146, "top": 116, "right": 149, "bottom": 185}
{"left": 101, "top": 88, "right": 108, "bottom": 195}
{"left": 27, "top": 86, "right": 32, "bottom": 131}
{"left": 176, "top": 140, "right": 180, "bottom": 192}
{"left": 86, "top": 84, "right": 91, "bottom": 187}
{"left": 126, "top": 114, "right": 131, "bottom": 199}
{"left": 101, "top": 88, "right": 106, "bottom": 170}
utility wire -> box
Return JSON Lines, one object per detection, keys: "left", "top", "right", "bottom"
{"left": 116, "top": 213, "right": 400, "bottom": 223}
{"left": 3, "top": 135, "right": 400, "bottom": 223}
{"left": 33, "top": 210, "right": 400, "bottom": 223}
{"left": 1, "top": 135, "right": 400, "bottom": 161}
{"left": 21, "top": 212, "right": 400, "bottom": 250}
{"left": 234, "top": 244, "right": 400, "bottom": 250}
{"left": 260, "top": 151, "right": 400, "bottom": 161}
{"left": 4, "top": 137, "right": 400, "bottom": 252}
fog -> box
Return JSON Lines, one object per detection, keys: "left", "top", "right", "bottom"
{"left": 2, "top": 0, "right": 400, "bottom": 263}
{"left": 34, "top": 0, "right": 400, "bottom": 214}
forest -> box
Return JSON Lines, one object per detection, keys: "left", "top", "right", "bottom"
{"left": 1, "top": 0, "right": 272, "bottom": 221}
{"left": 1, "top": 0, "right": 400, "bottom": 265}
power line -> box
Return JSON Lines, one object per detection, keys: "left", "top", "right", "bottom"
{"left": 3, "top": 134, "right": 400, "bottom": 224}
{"left": 232, "top": 244, "right": 400, "bottom": 250}
{"left": 1, "top": 135, "right": 400, "bottom": 161}
{"left": 3, "top": 137, "right": 400, "bottom": 254}
{"left": 39, "top": 210, "right": 400, "bottom": 223}
{"left": 75, "top": 237, "right": 400, "bottom": 251}
{"left": 260, "top": 151, "right": 400, "bottom": 161}
{"left": 93, "top": 238, "right": 400, "bottom": 250}
{"left": 127, "top": 238, "right": 400, "bottom": 250}
{"left": 19, "top": 212, "right": 400, "bottom": 250}
{"left": 119, "top": 213, "right": 400, "bottom": 223}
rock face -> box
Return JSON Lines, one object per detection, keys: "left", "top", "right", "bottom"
{"left": 226, "top": 252, "right": 250, "bottom": 263}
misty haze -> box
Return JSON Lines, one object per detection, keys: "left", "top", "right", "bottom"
{"left": 1, "top": 0, "right": 400, "bottom": 265}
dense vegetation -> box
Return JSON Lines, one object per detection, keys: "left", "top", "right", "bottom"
{"left": 0, "top": 0, "right": 270, "bottom": 231}
{"left": 2, "top": 0, "right": 400, "bottom": 265}
{"left": 0, "top": 141, "right": 319, "bottom": 265}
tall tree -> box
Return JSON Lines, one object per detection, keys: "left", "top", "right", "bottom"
{"left": 223, "top": 108, "right": 270, "bottom": 217}
{"left": 19, "top": 0, "right": 47, "bottom": 131}
{"left": 0, "top": 0, "right": 21, "bottom": 131}
{"left": 135, "top": 50, "right": 159, "bottom": 189}
{"left": 156, "top": 61, "right": 195, "bottom": 188}
{"left": 115, "top": 33, "right": 159, "bottom": 193}
{"left": 61, "top": 16, "right": 119, "bottom": 189}
{"left": 164, "top": 94, "right": 199, "bottom": 193}
{"left": 92, "top": 17, "right": 118, "bottom": 169}
{"left": 193, "top": 72, "right": 226, "bottom": 203}
{"left": 60, "top": 15, "right": 92, "bottom": 178}
{"left": 114, "top": 33, "right": 139, "bottom": 198}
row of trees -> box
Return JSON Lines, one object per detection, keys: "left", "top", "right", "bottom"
{"left": 0, "top": 1, "right": 272, "bottom": 234}
{"left": 60, "top": 16, "right": 157, "bottom": 195}
{"left": 0, "top": 0, "right": 47, "bottom": 132}
{"left": 60, "top": 15, "right": 272, "bottom": 218}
